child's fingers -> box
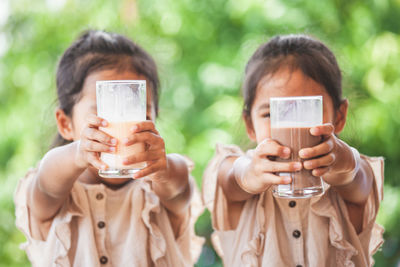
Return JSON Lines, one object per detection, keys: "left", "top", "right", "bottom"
{"left": 87, "top": 153, "right": 107, "bottom": 170}
{"left": 303, "top": 153, "right": 336, "bottom": 170}
{"left": 131, "top": 120, "right": 159, "bottom": 134}
{"left": 299, "top": 137, "right": 334, "bottom": 159}
{"left": 256, "top": 138, "right": 291, "bottom": 159}
{"left": 86, "top": 114, "right": 108, "bottom": 127}
{"left": 258, "top": 160, "right": 302, "bottom": 173}
{"left": 131, "top": 160, "right": 165, "bottom": 179}
{"left": 82, "top": 139, "right": 115, "bottom": 153}
{"left": 312, "top": 167, "right": 330, "bottom": 177}
{"left": 260, "top": 173, "right": 292, "bottom": 185}
{"left": 310, "top": 123, "right": 334, "bottom": 137}
{"left": 83, "top": 127, "right": 117, "bottom": 146}
{"left": 124, "top": 132, "right": 164, "bottom": 148}
{"left": 123, "top": 149, "right": 165, "bottom": 165}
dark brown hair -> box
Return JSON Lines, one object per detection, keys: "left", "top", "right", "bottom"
{"left": 242, "top": 34, "right": 343, "bottom": 117}
{"left": 53, "top": 30, "right": 160, "bottom": 147}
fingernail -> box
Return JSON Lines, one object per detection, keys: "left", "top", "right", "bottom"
{"left": 304, "top": 161, "right": 312, "bottom": 169}
{"left": 299, "top": 149, "right": 306, "bottom": 158}
{"left": 109, "top": 147, "right": 115, "bottom": 152}
{"left": 283, "top": 177, "right": 292, "bottom": 183}
{"left": 123, "top": 138, "right": 129, "bottom": 145}
{"left": 111, "top": 138, "right": 117, "bottom": 145}
{"left": 311, "top": 127, "right": 319, "bottom": 135}
{"left": 131, "top": 125, "right": 138, "bottom": 132}
{"left": 101, "top": 165, "right": 107, "bottom": 170}
{"left": 294, "top": 162, "right": 302, "bottom": 170}
{"left": 283, "top": 147, "right": 290, "bottom": 155}
{"left": 101, "top": 120, "right": 108, "bottom": 127}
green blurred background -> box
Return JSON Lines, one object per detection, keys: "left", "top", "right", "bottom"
{"left": 0, "top": 0, "right": 399, "bottom": 266}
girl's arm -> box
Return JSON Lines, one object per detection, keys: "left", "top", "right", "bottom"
{"left": 330, "top": 156, "right": 374, "bottom": 233}
{"left": 151, "top": 154, "right": 191, "bottom": 214}
{"left": 29, "top": 142, "right": 85, "bottom": 224}
{"left": 151, "top": 154, "right": 193, "bottom": 235}
{"left": 300, "top": 124, "right": 374, "bottom": 233}
{"left": 216, "top": 139, "right": 301, "bottom": 228}
{"left": 215, "top": 155, "right": 256, "bottom": 229}
{"left": 323, "top": 140, "right": 374, "bottom": 206}
{"left": 218, "top": 156, "right": 254, "bottom": 203}
{"left": 29, "top": 115, "right": 116, "bottom": 225}
{"left": 300, "top": 124, "right": 374, "bottom": 204}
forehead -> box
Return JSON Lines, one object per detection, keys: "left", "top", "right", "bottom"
{"left": 253, "top": 69, "right": 332, "bottom": 107}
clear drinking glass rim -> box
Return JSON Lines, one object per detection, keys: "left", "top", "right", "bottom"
{"left": 270, "top": 95, "right": 322, "bottom": 102}
{"left": 96, "top": 80, "right": 146, "bottom": 85}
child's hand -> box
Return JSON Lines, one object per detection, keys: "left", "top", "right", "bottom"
{"left": 75, "top": 114, "right": 117, "bottom": 170}
{"left": 122, "top": 121, "right": 167, "bottom": 180}
{"left": 237, "top": 139, "right": 302, "bottom": 194}
{"left": 299, "top": 123, "right": 356, "bottom": 186}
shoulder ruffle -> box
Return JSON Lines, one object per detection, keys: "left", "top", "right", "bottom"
{"left": 14, "top": 167, "right": 84, "bottom": 267}
{"left": 202, "top": 143, "right": 244, "bottom": 213}
{"left": 310, "top": 155, "right": 385, "bottom": 266}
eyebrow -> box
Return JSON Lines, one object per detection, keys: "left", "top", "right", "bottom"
{"left": 257, "top": 103, "right": 270, "bottom": 110}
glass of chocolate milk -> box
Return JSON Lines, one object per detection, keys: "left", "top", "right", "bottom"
{"left": 270, "top": 96, "right": 324, "bottom": 198}
{"left": 96, "top": 80, "right": 147, "bottom": 178}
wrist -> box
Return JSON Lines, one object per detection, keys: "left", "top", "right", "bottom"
{"left": 151, "top": 154, "right": 172, "bottom": 184}
{"left": 329, "top": 146, "right": 361, "bottom": 187}
{"left": 72, "top": 141, "right": 89, "bottom": 170}
{"left": 347, "top": 147, "right": 361, "bottom": 179}
{"left": 233, "top": 156, "right": 260, "bottom": 195}
{"left": 152, "top": 154, "right": 188, "bottom": 200}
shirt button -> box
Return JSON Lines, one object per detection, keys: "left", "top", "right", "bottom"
{"left": 100, "top": 256, "right": 108, "bottom": 264}
{"left": 97, "top": 221, "right": 106, "bottom": 229}
{"left": 289, "top": 201, "right": 296, "bottom": 208}
{"left": 96, "top": 193, "right": 104, "bottom": 200}
{"left": 293, "top": 230, "right": 301, "bottom": 238}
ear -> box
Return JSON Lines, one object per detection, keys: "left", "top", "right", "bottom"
{"left": 333, "top": 99, "right": 348, "bottom": 134}
{"left": 243, "top": 113, "right": 257, "bottom": 142}
{"left": 55, "top": 108, "right": 74, "bottom": 141}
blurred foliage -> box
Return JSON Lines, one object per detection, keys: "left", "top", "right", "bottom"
{"left": 0, "top": 0, "right": 399, "bottom": 266}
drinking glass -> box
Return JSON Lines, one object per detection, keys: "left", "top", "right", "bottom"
{"left": 96, "top": 80, "right": 146, "bottom": 178}
{"left": 270, "top": 95, "right": 324, "bottom": 198}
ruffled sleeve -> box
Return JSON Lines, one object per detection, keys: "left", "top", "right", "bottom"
{"left": 140, "top": 180, "right": 166, "bottom": 265}
{"left": 14, "top": 167, "right": 84, "bottom": 267}
{"left": 202, "top": 143, "right": 243, "bottom": 230}
{"left": 202, "top": 143, "right": 252, "bottom": 262}
{"left": 176, "top": 176, "right": 206, "bottom": 263}
{"left": 310, "top": 189, "right": 359, "bottom": 266}
{"left": 360, "top": 156, "right": 385, "bottom": 264}
{"left": 311, "top": 155, "right": 385, "bottom": 266}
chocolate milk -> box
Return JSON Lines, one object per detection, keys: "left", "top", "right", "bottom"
{"left": 271, "top": 127, "right": 322, "bottom": 189}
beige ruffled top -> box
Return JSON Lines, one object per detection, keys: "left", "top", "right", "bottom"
{"left": 202, "top": 144, "right": 384, "bottom": 267}
{"left": 15, "top": 165, "right": 204, "bottom": 267}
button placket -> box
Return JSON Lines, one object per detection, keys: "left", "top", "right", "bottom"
{"left": 287, "top": 199, "right": 305, "bottom": 267}
{"left": 89, "top": 186, "right": 109, "bottom": 265}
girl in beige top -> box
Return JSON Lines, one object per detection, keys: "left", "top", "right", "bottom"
{"left": 14, "top": 30, "right": 203, "bottom": 267}
{"left": 203, "top": 35, "right": 384, "bottom": 267}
